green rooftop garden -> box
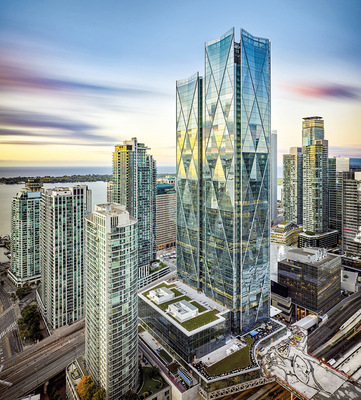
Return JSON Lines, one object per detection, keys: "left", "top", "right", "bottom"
{"left": 180, "top": 309, "right": 219, "bottom": 331}
{"left": 170, "top": 288, "right": 183, "bottom": 297}
{"left": 156, "top": 295, "right": 191, "bottom": 311}
{"left": 189, "top": 300, "right": 207, "bottom": 313}
{"left": 138, "top": 367, "right": 164, "bottom": 397}
{"left": 205, "top": 337, "right": 254, "bottom": 376}
{"left": 159, "top": 349, "right": 172, "bottom": 363}
{"left": 143, "top": 282, "right": 223, "bottom": 332}
{"left": 150, "top": 263, "right": 167, "bottom": 274}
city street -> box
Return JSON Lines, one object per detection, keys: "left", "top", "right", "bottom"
{"left": 0, "top": 282, "right": 10, "bottom": 311}
{"left": 0, "top": 278, "right": 22, "bottom": 362}
{"left": 0, "top": 319, "right": 85, "bottom": 400}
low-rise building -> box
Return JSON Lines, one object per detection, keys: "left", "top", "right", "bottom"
{"left": 298, "top": 229, "right": 338, "bottom": 249}
{"left": 278, "top": 247, "right": 341, "bottom": 319}
{"left": 271, "top": 221, "right": 302, "bottom": 246}
{"left": 139, "top": 281, "right": 230, "bottom": 363}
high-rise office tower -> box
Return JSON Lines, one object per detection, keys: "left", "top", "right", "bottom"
{"left": 112, "top": 138, "right": 156, "bottom": 284}
{"left": 302, "top": 116, "right": 324, "bottom": 149}
{"left": 329, "top": 157, "right": 361, "bottom": 234}
{"left": 85, "top": 204, "right": 138, "bottom": 400}
{"left": 302, "top": 117, "right": 328, "bottom": 234}
{"left": 303, "top": 139, "right": 329, "bottom": 233}
{"left": 283, "top": 147, "right": 303, "bottom": 225}
{"left": 342, "top": 172, "right": 361, "bottom": 255}
{"left": 156, "top": 183, "right": 176, "bottom": 249}
{"left": 270, "top": 131, "right": 278, "bottom": 222}
{"left": 177, "top": 29, "right": 271, "bottom": 333}
{"left": 38, "top": 185, "right": 91, "bottom": 329}
{"left": 9, "top": 179, "right": 43, "bottom": 287}
{"left": 328, "top": 157, "right": 350, "bottom": 232}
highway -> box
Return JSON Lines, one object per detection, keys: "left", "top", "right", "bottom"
{"left": 0, "top": 319, "right": 85, "bottom": 400}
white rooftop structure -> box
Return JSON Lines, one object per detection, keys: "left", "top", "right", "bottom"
{"left": 341, "top": 270, "right": 359, "bottom": 293}
{"left": 292, "top": 314, "right": 318, "bottom": 330}
{"left": 148, "top": 287, "right": 175, "bottom": 304}
{"left": 168, "top": 300, "right": 198, "bottom": 322}
{"left": 286, "top": 247, "right": 328, "bottom": 264}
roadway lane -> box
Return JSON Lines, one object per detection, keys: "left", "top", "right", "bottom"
{"left": 0, "top": 306, "right": 21, "bottom": 361}
{"left": 0, "top": 284, "right": 10, "bottom": 311}
{"left": 0, "top": 319, "right": 85, "bottom": 400}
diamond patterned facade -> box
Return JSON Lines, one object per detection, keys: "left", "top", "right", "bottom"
{"left": 176, "top": 73, "right": 202, "bottom": 290}
{"left": 177, "top": 29, "right": 271, "bottom": 333}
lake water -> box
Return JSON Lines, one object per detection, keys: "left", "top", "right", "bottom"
{"left": 0, "top": 181, "right": 107, "bottom": 236}
{"left": 0, "top": 165, "right": 176, "bottom": 236}
{"left": 0, "top": 165, "right": 176, "bottom": 178}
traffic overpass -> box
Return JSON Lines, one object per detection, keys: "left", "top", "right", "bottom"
{"left": 0, "top": 319, "right": 85, "bottom": 400}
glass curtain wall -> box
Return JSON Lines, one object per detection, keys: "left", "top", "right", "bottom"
{"left": 176, "top": 73, "right": 202, "bottom": 290}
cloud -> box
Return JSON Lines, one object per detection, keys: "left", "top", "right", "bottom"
{"left": 0, "top": 58, "right": 165, "bottom": 97}
{"left": 0, "top": 108, "right": 117, "bottom": 144}
{"left": 1, "top": 109, "right": 95, "bottom": 131}
{"left": 0, "top": 139, "right": 112, "bottom": 147}
{"left": 329, "top": 145, "right": 361, "bottom": 158}
{"left": 282, "top": 83, "right": 361, "bottom": 100}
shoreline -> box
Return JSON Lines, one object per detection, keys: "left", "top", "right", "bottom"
{"left": 0, "top": 172, "right": 175, "bottom": 185}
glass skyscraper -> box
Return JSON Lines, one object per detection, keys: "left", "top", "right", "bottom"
{"left": 302, "top": 116, "right": 324, "bottom": 149}
{"left": 112, "top": 138, "right": 156, "bottom": 285}
{"left": 177, "top": 29, "right": 271, "bottom": 333}
{"left": 283, "top": 147, "right": 303, "bottom": 225}
{"left": 38, "top": 185, "right": 91, "bottom": 329}
{"left": 302, "top": 117, "right": 328, "bottom": 234}
{"left": 85, "top": 204, "right": 138, "bottom": 399}
{"left": 9, "top": 179, "right": 43, "bottom": 287}
{"left": 270, "top": 131, "right": 278, "bottom": 222}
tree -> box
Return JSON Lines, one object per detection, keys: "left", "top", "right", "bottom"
{"left": 77, "top": 376, "right": 95, "bottom": 400}
{"left": 18, "top": 304, "right": 41, "bottom": 341}
{"left": 16, "top": 286, "right": 32, "bottom": 299}
{"left": 77, "top": 376, "right": 106, "bottom": 400}
{"left": 93, "top": 387, "right": 106, "bottom": 400}
{"left": 123, "top": 389, "right": 139, "bottom": 400}
{"left": 148, "top": 366, "right": 159, "bottom": 379}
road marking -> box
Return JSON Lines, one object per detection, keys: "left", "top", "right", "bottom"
{"left": 0, "top": 321, "right": 17, "bottom": 339}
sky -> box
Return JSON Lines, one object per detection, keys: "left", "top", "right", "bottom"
{"left": 0, "top": 0, "right": 361, "bottom": 169}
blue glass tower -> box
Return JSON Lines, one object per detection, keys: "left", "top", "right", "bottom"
{"left": 177, "top": 29, "right": 271, "bottom": 333}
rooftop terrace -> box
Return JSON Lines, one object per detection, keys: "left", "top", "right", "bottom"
{"left": 139, "top": 281, "right": 229, "bottom": 335}
{"left": 191, "top": 319, "right": 286, "bottom": 382}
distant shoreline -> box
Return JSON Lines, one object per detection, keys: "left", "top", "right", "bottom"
{"left": 0, "top": 174, "right": 113, "bottom": 185}
{"left": 0, "top": 172, "right": 175, "bottom": 185}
